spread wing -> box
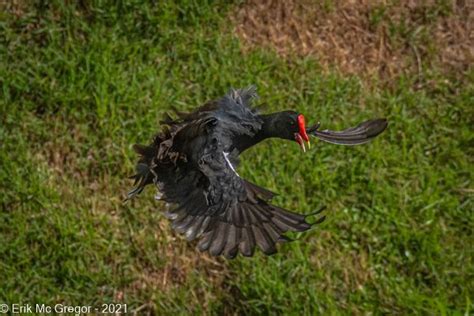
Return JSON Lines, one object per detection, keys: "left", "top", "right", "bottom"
{"left": 160, "top": 148, "right": 323, "bottom": 258}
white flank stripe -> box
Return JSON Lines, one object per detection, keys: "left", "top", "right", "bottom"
{"left": 223, "top": 152, "right": 239, "bottom": 176}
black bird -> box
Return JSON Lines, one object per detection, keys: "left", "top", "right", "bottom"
{"left": 128, "top": 86, "right": 387, "bottom": 258}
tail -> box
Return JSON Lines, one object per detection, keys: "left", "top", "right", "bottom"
{"left": 307, "top": 118, "right": 387, "bottom": 145}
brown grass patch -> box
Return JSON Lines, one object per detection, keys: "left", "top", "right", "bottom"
{"left": 233, "top": 0, "right": 473, "bottom": 82}
{"left": 1, "top": 0, "right": 28, "bottom": 17}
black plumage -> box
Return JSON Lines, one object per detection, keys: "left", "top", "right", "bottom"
{"left": 127, "top": 86, "right": 387, "bottom": 258}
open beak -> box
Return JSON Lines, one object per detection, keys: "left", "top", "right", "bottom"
{"left": 295, "top": 114, "right": 311, "bottom": 152}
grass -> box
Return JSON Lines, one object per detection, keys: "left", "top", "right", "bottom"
{"left": 1, "top": 1, "right": 472, "bottom": 314}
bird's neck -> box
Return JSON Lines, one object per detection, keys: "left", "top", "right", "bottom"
{"left": 258, "top": 113, "right": 284, "bottom": 139}
{"left": 236, "top": 112, "right": 285, "bottom": 153}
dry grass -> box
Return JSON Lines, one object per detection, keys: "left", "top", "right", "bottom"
{"left": 233, "top": 0, "right": 473, "bottom": 82}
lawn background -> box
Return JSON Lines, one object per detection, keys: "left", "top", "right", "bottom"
{"left": 1, "top": 1, "right": 472, "bottom": 314}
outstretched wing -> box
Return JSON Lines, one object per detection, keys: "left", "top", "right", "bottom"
{"left": 307, "top": 118, "right": 388, "bottom": 145}
{"left": 160, "top": 148, "right": 323, "bottom": 258}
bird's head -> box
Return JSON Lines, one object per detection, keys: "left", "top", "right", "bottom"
{"left": 271, "top": 111, "right": 311, "bottom": 152}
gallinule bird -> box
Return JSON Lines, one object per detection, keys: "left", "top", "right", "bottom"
{"left": 128, "top": 86, "right": 387, "bottom": 258}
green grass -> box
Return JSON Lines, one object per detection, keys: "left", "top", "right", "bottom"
{"left": 1, "top": 1, "right": 473, "bottom": 314}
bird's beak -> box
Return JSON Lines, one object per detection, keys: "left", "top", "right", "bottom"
{"left": 295, "top": 133, "right": 306, "bottom": 152}
{"left": 296, "top": 114, "right": 311, "bottom": 152}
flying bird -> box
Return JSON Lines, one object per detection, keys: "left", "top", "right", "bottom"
{"left": 127, "top": 86, "right": 387, "bottom": 258}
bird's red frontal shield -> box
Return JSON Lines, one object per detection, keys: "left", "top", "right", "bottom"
{"left": 297, "top": 114, "right": 311, "bottom": 151}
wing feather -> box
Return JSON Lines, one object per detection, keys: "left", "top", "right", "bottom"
{"left": 240, "top": 227, "right": 256, "bottom": 257}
